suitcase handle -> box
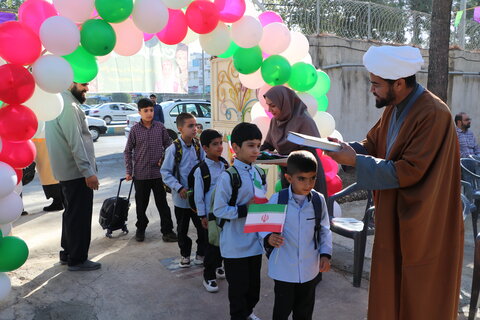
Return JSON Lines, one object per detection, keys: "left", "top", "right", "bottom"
{"left": 117, "top": 177, "right": 134, "bottom": 202}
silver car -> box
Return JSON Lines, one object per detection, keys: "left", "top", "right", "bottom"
{"left": 89, "top": 102, "right": 138, "bottom": 124}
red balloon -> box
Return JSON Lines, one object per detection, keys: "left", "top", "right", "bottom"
{"left": 19, "top": 0, "right": 58, "bottom": 35}
{"left": 157, "top": 9, "right": 188, "bottom": 45}
{"left": 14, "top": 168, "right": 23, "bottom": 185}
{"left": 214, "top": 0, "right": 246, "bottom": 23}
{"left": 320, "top": 154, "right": 338, "bottom": 181}
{"left": 0, "top": 21, "right": 42, "bottom": 65}
{"left": 327, "top": 175, "right": 343, "bottom": 196}
{"left": 0, "top": 64, "right": 35, "bottom": 105}
{"left": 0, "top": 139, "right": 36, "bottom": 169}
{"left": 0, "top": 104, "right": 38, "bottom": 141}
{"left": 186, "top": 0, "right": 220, "bottom": 34}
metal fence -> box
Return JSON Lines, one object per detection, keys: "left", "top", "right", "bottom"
{"left": 259, "top": 0, "right": 480, "bottom": 51}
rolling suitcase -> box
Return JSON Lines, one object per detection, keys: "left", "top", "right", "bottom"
{"left": 99, "top": 178, "right": 133, "bottom": 238}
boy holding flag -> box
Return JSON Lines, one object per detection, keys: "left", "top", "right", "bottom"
{"left": 261, "top": 150, "right": 332, "bottom": 320}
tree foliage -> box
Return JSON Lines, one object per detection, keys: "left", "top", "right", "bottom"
{"left": 0, "top": 0, "right": 23, "bottom": 11}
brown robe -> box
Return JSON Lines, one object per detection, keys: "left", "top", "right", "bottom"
{"left": 361, "top": 90, "right": 464, "bottom": 319}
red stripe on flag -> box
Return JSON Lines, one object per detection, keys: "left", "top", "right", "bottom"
{"left": 244, "top": 223, "right": 283, "bottom": 233}
{"left": 254, "top": 196, "right": 268, "bottom": 204}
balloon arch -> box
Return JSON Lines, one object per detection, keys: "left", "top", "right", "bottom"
{"left": 0, "top": 0, "right": 343, "bottom": 300}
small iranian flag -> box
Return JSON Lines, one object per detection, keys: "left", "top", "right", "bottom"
{"left": 244, "top": 204, "right": 287, "bottom": 233}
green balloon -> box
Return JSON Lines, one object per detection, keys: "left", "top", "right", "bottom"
{"left": 63, "top": 46, "right": 99, "bottom": 83}
{"left": 308, "top": 71, "right": 331, "bottom": 98}
{"left": 0, "top": 101, "right": 4, "bottom": 108}
{"left": 261, "top": 55, "right": 291, "bottom": 86}
{"left": 80, "top": 19, "right": 116, "bottom": 56}
{"left": 0, "top": 236, "right": 29, "bottom": 272}
{"left": 233, "top": 46, "right": 263, "bottom": 75}
{"left": 316, "top": 95, "right": 329, "bottom": 112}
{"left": 275, "top": 179, "right": 283, "bottom": 192}
{"left": 219, "top": 41, "right": 240, "bottom": 58}
{"left": 95, "top": 0, "right": 133, "bottom": 23}
{"left": 288, "top": 62, "right": 318, "bottom": 92}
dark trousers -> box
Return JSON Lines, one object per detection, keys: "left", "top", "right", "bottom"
{"left": 224, "top": 255, "right": 262, "bottom": 320}
{"left": 134, "top": 178, "right": 174, "bottom": 235}
{"left": 174, "top": 206, "right": 206, "bottom": 257}
{"left": 43, "top": 183, "right": 63, "bottom": 201}
{"left": 59, "top": 178, "right": 93, "bottom": 266}
{"left": 203, "top": 228, "right": 223, "bottom": 281}
{"left": 273, "top": 278, "right": 317, "bottom": 320}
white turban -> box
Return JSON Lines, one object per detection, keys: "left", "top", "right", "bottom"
{"left": 363, "top": 45, "right": 424, "bottom": 80}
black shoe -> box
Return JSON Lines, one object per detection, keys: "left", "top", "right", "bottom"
{"left": 68, "top": 260, "right": 101, "bottom": 271}
{"left": 59, "top": 259, "right": 68, "bottom": 265}
{"left": 135, "top": 230, "right": 145, "bottom": 242}
{"left": 43, "top": 200, "right": 64, "bottom": 212}
{"left": 162, "top": 232, "right": 178, "bottom": 242}
{"left": 21, "top": 210, "right": 28, "bottom": 216}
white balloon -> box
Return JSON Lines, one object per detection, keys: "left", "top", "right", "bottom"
{"left": 40, "top": 16, "right": 80, "bottom": 56}
{"left": 32, "top": 55, "right": 73, "bottom": 94}
{"left": 53, "top": 0, "right": 95, "bottom": 23}
{"left": 231, "top": 15, "right": 263, "bottom": 48}
{"left": 302, "top": 53, "right": 313, "bottom": 65}
{"left": 239, "top": 70, "right": 265, "bottom": 89}
{"left": 297, "top": 92, "right": 318, "bottom": 117}
{"left": 333, "top": 201, "right": 342, "bottom": 217}
{"left": 33, "top": 121, "right": 46, "bottom": 139}
{"left": 0, "top": 223, "right": 12, "bottom": 237}
{"left": 0, "top": 273, "right": 11, "bottom": 301}
{"left": 250, "top": 102, "right": 267, "bottom": 121}
{"left": 330, "top": 130, "right": 344, "bottom": 142}
{"left": 96, "top": 53, "right": 111, "bottom": 64}
{"left": 0, "top": 192, "right": 23, "bottom": 225}
{"left": 280, "top": 31, "right": 310, "bottom": 64}
{"left": 259, "top": 22, "right": 291, "bottom": 55}
{"left": 25, "top": 86, "right": 64, "bottom": 122}
{"left": 133, "top": 0, "right": 169, "bottom": 34}
{"left": 182, "top": 28, "right": 199, "bottom": 45}
{"left": 0, "top": 163, "right": 16, "bottom": 199}
{"left": 313, "top": 111, "right": 336, "bottom": 138}
{"left": 251, "top": 116, "right": 271, "bottom": 143}
{"left": 0, "top": 57, "right": 5, "bottom": 66}
{"left": 162, "top": 0, "right": 191, "bottom": 10}
{"left": 199, "top": 23, "right": 230, "bottom": 56}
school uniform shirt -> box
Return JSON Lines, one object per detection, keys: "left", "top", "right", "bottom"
{"left": 260, "top": 187, "right": 332, "bottom": 283}
{"left": 161, "top": 137, "right": 205, "bottom": 208}
{"left": 213, "top": 159, "right": 265, "bottom": 259}
{"left": 193, "top": 157, "right": 226, "bottom": 217}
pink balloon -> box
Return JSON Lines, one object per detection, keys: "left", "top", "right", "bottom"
{"left": 265, "top": 110, "right": 273, "bottom": 118}
{"left": 0, "top": 21, "right": 42, "bottom": 66}
{"left": 0, "top": 139, "right": 36, "bottom": 169}
{"left": 258, "top": 11, "right": 283, "bottom": 27}
{"left": 19, "top": 0, "right": 58, "bottom": 35}
{"left": 214, "top": 0, "right": 246, "bottom": 23}
{"left": 0, "top": 64, "right": 36, "bottom": 105}
{"left": 327, "top": 175, "right": 342, "bottom": 196}
{"left": 157, "top": 9, "right": 188, "bottom": 45}
{"left": 257, "top": 84, "right": 273, "bottom": 111}
{"left": 319, "top": 154, "right": 338, "bottom": 181}
{"left": 0, "top": 104, "right": 38, "bottom": 141}
{"left": 186, "top": 0, "right": 220, "bottom": 34}
{"left": 112, "top": 19, "right": 144, "bottom": 56}
{"left": 143, "top": 33, "right": 155, "bottom": 41}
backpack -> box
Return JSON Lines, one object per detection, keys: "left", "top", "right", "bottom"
{"left": 186, "top": 157, "right": 229, "bottom": 213}
{"left": 264, "top": 188, "right": 324, "bottom": 259}
{"left": 164, "top": 138, "right": 202, "bottom": 193}
{"left": 208, "top": 165, "right": 267, "bottom": 247}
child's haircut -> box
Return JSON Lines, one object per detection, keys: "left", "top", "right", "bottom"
{"left": 287, "top": 150, "right": 317, "bottom": 175}
{"left": 200, "top": 129, "right": 222, "bottom": 147}
{"left": 176, "top": 112, "right": 195, "bottom": 128}
{"left": 137, "top": 98, "right": 154, "bottom": 111}
{"left": 231, "top": 122, "right": 262, "bottom": 147}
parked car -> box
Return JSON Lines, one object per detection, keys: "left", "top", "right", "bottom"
{"left": 124, "top": 99, "right": 211, "bottom": 140}
{"left": 86, "top": 116, "right": 107, "bottom": 142}
{"left": 88, "top": 102, "right": 138, "bottom": 124}
{"left": 80, "top": 104, "right": 93, "bottom": 115}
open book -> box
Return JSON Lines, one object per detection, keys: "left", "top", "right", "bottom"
{"left": 287, "top": 132, "right": 342, "bottom": 151}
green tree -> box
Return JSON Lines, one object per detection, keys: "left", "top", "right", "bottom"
{"left": 0, "top": 0, "right": 23, "bottom": 11}
{"left": 111, "top": 92, "right": 132, "bottom": 103}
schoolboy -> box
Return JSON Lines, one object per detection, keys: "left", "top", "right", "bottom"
{"left": 193, "top": 129, "right": 228, "bottom": 293}
{"left": 124, "top": 98, "right": 177, "bottom": 243}
{"left": 161, "top": 112, "right": 206, "bottom": 267}
{"left": 213, "top": 122, "right": 266, "bottom": 320}
{"left": 261, "top": 151, "right": 332, "bottom": 320}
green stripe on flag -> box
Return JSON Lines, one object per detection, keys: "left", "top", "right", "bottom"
{"left": 454, "top": 10, "right": 463, "bottom": 27}
{"left": 248, "top": 204, "right": 287, "bottom": 214}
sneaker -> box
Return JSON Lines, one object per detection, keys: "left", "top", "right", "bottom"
{"left": 247, "top": 313, "right": 261, "bottom": 320}
{"left": 179, "top": 256, "right": 191, "bottom": 268}
{"left": 21, "top": 210, "right": 28, "bottom": 216}
{"left": 68, "top": 260, "right": 101, "bottom": 271}
{"left": 135, "top": 229, "right": 145, "bottom": 242}
{"left": 162, "top": 232, "right": 178, "bottom": 242}
{"left": 203, "top": 279, "right": 219, "bottom": 293}
{"left": 59, "top": 259, "right": 68, "bottom": 266}
{"left": 193, "top": 255, "right": 204, "bottom": 265}
{"left": 215, "top": 267, "right": 226, "bottom": 279}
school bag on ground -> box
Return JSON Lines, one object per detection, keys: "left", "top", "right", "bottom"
{"left": 99, "top": 178, "right": 133, "bottom": 238}
{"left": 164, "top": 138, "right": 202, "bottom": 193}
{"left": 263, "top": 188, "right": 324, "bottom": 259}
{"left": 208, "top": 164, "right": 267, "bottom": 246}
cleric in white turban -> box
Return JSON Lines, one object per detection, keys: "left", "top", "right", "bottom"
{"left": 326, "top": 45, "right": 464, "bottom": 320}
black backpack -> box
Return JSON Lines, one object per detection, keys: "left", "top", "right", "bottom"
{"left": 164, "top": 138, "right": 202, "bottom": 193}
{"left": 264, "top": 188, "right": 324, "bottom": 259}
{"left": 186, "top": 157, "right": 229, "bottom": 212}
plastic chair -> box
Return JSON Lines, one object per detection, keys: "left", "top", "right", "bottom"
{"left": 460, "top": 158, "right": 480, "bottom": 238}
{"left": 327, "top": 183, "right": 374, "bottom": 287}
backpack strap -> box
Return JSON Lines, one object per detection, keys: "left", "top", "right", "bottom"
{"left": 187, "top": 162, "right": 202, "bottom": 190}
{"left": 172, "top": 139, "right": 182, "bottom": 179}
{"left": 254, "top": 165, "right": 267, "bottom": 186}
{"left": 226, "top": 166, "right": 242, "bottom": 207}
{"left": 219, "top": 156, "right": 230, "bottom": 170}
{"left": 193, "top": 138, "right": 201, "bottom": 161}
{"left": 277, "top": 188, "right": 289, "bottom": 205}
{"left": 199, "top": 161, "right": 211, "bottom": 194}
{"left": 311, "top": 191, "right": 323, "bottom": 250}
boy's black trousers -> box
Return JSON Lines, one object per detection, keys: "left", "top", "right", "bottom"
{"left": 273, "top": 278, "right": 317, "bottom": 320}
{"left": 203, "top": 228, "right": 223, "bottom": 281}
{"left": 224, "top": 255, "right": 262, "bottom": 320}
{"left": 174, "top": 206, "right": 206, "bottom": 257}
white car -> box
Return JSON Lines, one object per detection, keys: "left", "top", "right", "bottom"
{"left": 86, "top": 116, "right": 107, "bottom": 142}
{"left": 124, "top": 99, "right": 212, "bottom": 140}
{"left": 88, "top": 102, "right": 138, "bottom": 124}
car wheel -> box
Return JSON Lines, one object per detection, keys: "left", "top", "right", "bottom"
{"left": 103, "top": 116, "right": 112, "bottom": 124}
{"left": 89, "top": 127, "right": 100, "bottom": 142}
{"left": 167, "top": 129, "right": 178, "bottom": 141}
